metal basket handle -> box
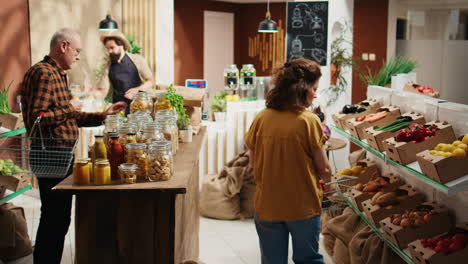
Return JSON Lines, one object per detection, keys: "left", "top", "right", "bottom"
{"left": 29, "top": 112, "right": 46, "bottom": 150}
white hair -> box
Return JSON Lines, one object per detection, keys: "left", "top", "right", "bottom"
{"left": 50, "top": 28, "right": 80, "bottom": 49}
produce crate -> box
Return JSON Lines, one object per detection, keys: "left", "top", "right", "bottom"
{"left": 0, "top": 185, "right": 5, "bottom": 199}
{"left": 349, "top": 173, "right": 403, "bottom": 211}
{"left": 380, "top": 202, "right": 453, "bottom": 249}
{"left": 347, "top": 105, "right": 401, "bottom": 140}
{"left": 362, "top": 184, "right": 425, "bottom": 227}
{"left": 416, "top": 150, "right": 468, "bottom": 184}
{"left": 383, "top": 121, "right": 456, "bottom": 165}
{"left": 331, "top": 159, "right": 380, "bottom": 190}
{"left": 0, "top": 173, "right": 30, "bottom": 191}
{"left": 0, "top": 113, "right": 24, "bottom": 130}
{"left": 331, "top": 98, "right": 380, "bottom": 130}
{"left": 408, "top": 223, "right": 468, "bottom": 264}
{"left": 365, "top": 112, "right": 426, "bottom": 152}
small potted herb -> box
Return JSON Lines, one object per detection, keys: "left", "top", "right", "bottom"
{"left": 177, "top": 115, "right": 192, "bottom": 143}
{"left": 211, "top": 91, "right": 227, "bottom": 122}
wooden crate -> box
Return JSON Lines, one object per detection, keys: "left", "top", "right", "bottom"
{"left": 362, "top": 184, "right": 425, "bottom": 227}
{"left": 349, "top": 173, "right": 403, "bottom": 211}
{"left": 417, "top": 150, "right": 468, "bottom": 184}
{"left": 331, "top": 159, "right": 380, "bottom": 192}
{"left": 383, "top": 121, "right": 456, "bottom": 165}
{"left": 408, "top": 223, "right": 468, "bottom": 264}
{"left": 331, "top": 98, "right": 380, "bottom": 130}
{"left": 347, "top": 105, "right": 401, "bottom": 140}
{"left": 380, "top": 202, "right": 453, "bottom": 249}
{"left": 0, "top": 173, "right": 30, "bottom": 191}
{"left": 0, "top": 113, "right": 24, "bottom": 130}
{"left": 0, "top": 185, "right": 5, "bottom": 199}
{"left": 365, "top": 112, "right": 426, "bottom": 152}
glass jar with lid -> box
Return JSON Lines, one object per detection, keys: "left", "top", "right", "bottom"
{"left": 140, "top": 123, "right": 164, "bottom": 143}
{"left": 130, "top": 91, "right": 153, "bottom": 114}
{"left": 94, "top": 160, "right": 111, "bottom": 185}
{"left": 73, "top": 159, "right": 91, "bottom": 185}
{"left": 93, "top": 135, "right": 107, "bottom": 161}
{"left": 154, "top": 93, "right": 173, "bottom": 113}
{"left": 108, "top": 134, "right": 125, "bottom": 181}
{"left": 156, "top": 114, "right": 178, "bottom": 155}
{"left": 148, "top": 141, "right": 173, "bottom": 181}
{"left": 118, "top": 124, "right": 137, "bottom": 145}
{"left": 240, "top": 64, "right": 256, "bottom": 91}
{"left": 224, "top": 64, "right": 239, "bottom": 92}
{"left": 118, "top": 163, "right": 138, "bottom": 184}
{"left": 125, "top": 143, "right": 148, "bottom": 180}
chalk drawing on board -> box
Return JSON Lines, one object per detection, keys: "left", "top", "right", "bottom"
{"left": 289, "top": 38, "right": 305, "bottom": 60}
{"left": 291, "top": 7, "right": 303, "bottom": 28}
{"left": 289, "top": 34, "right": 326, "bottom": 63}
{"left": 310, "top": 48, "right": 326, "bottom": 64}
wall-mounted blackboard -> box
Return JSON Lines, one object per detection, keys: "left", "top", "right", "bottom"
{"left": 286, "top": 1, "right": 328, "bottom": 65}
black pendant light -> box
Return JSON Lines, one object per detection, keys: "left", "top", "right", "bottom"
{"left": 99, "top": 15, "right": 119, "bottom": 31}
{"left": 258, "top": 0, "right": 278, "bottom": 33}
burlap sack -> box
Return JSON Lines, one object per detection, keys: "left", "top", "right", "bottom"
{"left": 333, "top": 239, "right": 350, "bottom": 264}
{"left": 0, "top": 203, "right": 33, "bottom": 261}
{"left": 320, "top": 211, "right": 336, "bottom": 257}
{"left": 349, "top": 226, "right": 375, "bottom": 264}
{"left": 349, "top": 149, "right": 366, "bottom": 167}
{"left": 239, "top": 167, "right": 256, "bottom": 219}
{"left": 200, "top": 167, "right": 245, "bottom": 220}
{"left": 327, "top": 207, "right": 362, "bottom": 244}
{"left": 361, "top": 233, "right": 406, "bottom": 264}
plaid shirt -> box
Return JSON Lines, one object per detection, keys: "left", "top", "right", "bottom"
{"left": 21, "top": 56, "right": 106, "bottom": 139}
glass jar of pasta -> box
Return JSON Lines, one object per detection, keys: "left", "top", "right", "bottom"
{"left": 156, "top": 115, "right": 178, "bottom": 155}
{"left": 118, "top": 124, "right": 137, "bottom": 145}
{"left": 125, "top": 143, "right": 148, "bottom": 180}
{"left": 154, "top": 93, "right": 172, "bottom": 113}
{"left": 140, "top": 123, "right": 164, "bottom": 143}
{"left": 147, "top": 141, "right": 173, "bottom": 181}
{"left": 130, "top": 91, "right": 153, "bottom": 114}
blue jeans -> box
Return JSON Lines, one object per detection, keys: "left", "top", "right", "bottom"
{"left": 255, "top": 215, "right": 323, "bottom": 264}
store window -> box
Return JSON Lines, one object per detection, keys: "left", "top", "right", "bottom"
{"left": 395, "top": 3, "right": 468, "bottom": 104}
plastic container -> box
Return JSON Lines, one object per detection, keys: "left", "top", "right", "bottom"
{"left": 224, "top": 64, "right": 239, "bottom": 92}
{"left": 130, "top": 91, "right": 153, "bottom": 114}
{"left": 148, "top": 141, "right": 173, "bottom": 181}
{"left": 118, "top": 163, "right": 138, "bottom": 184}
{"left": 125, "top": 143, "right": 148, "bottom": 180}
{"left": 94, "top": 160, "right": 111, "bottom": 185}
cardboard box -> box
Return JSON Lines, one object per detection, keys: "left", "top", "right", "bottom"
{"left": 380, "top": 202, "right": 453, "bottom": 249}
{"left": 0, "top": 173, "right": 30, "bottom": 191}
{"left": 383, "top": 121, "right": 457, "bottom": 165}
{"left": 347, "top": 105, "right": 402, "bottom": 140}
{"left": 349, "top": 173, "right": 403, "bottom": 211}
{"left": 331, "top": 98, "right": 380, "bottom": 130}
{"left": 362, "top": 184, "right": 425, "bottom": 227}
{"left": 0, "top": 113, "right": 24, "bottom": 130}
{"left": 417, "top": 150, "right": 468, "bottom": 184}
{"left": 332, "top": 159, "right": 380, "bottom": 192}
{"left": 408, "top": 223, "right": 468, "bottom": 264}
{"left": 365, "top": 112, "right": 426, "bottom": 152}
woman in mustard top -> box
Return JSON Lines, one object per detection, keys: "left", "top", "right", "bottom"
{"left": 245, "top": 58, "right": 332, "bottom": 264}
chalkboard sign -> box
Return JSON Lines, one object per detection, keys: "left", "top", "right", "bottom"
{"left": 286, "top": 1, "right": 328, "bottom": 65}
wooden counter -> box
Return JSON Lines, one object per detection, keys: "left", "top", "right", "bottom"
{"left": 54, "top": 127, "right": 206, "bottom": 264}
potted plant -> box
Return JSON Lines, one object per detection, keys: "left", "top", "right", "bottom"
{"left": 0, "top": 80, "right": 23, "bottom": 130}
{"left": 211, "top": 91, "right": 227, "bottom": 122}
{"left": 361, "top": 56, "right": 417, "bottom": 87}
{"left": 177, "top": 115, "right": 192, "bottom": 143}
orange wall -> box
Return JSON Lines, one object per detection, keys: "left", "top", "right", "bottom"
{"left": 0, "top": 0, "right": 31, "bottom": 90}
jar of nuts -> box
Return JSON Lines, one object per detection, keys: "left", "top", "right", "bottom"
{"left": 148, "top": 141, "right": 173, "bottom": 181}
{"left": 130, "top": 91, "right": 153, "bottom": 114}
{"left": 156, "top": 112, "right": 179, "bottom": 155}
{"left": 118, "top": 163, "right": 138, "bottom": 184}
{"left": 118, "top": 124, "right": 137, "bottom": 145}
{"left": 125, "top": 143, "right": 148, "bottom": 180}
{"left": 140, "top": 123, "right": 164, "bottom": 143}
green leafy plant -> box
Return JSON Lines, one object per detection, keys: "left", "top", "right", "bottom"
{"left": 362, "top": 56, "right": 417, "bottom": 87}
{"left": 165, "top": 84, "right": 189, "bottom": 126}
{"left": 126, "top": 35, "right": 142, "bottom": 55}
{"left": 177, "top": 115, "right": 191, "bottom": 130}
{"left": 211, "top": 91, "right": 227, "bottom": 113}
{"left": 0, "top": 80, "right": 14, "bottom": 114}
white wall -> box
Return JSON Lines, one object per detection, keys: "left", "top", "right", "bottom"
{"left": 156, "top": 0, "right": 175, "bottom": 84}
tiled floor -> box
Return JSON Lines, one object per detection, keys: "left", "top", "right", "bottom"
{"left": 7, "top": 190, "right": 333, "bottom": 264}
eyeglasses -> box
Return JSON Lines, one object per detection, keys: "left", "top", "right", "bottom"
{"left": 65, "top": 41, "right": 82, "bottom": 55}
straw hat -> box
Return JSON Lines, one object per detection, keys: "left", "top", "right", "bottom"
{"left": 100, "top": 31, "right": 131, "bottom": 51}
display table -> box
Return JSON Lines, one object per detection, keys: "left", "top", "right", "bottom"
{"left": 53, "top": 127, "right": 207, "bottom": 264}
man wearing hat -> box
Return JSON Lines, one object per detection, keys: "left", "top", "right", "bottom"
{"left": 92, "top": 31, "right": 155, "bottom": 112}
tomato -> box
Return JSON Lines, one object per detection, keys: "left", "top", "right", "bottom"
{"left": 448, "top": 240, "right": 465, "bottom": 253}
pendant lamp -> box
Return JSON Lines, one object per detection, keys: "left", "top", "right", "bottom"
{"left": 258, "top": 0, "right": 278, "bottom": 33}
{"left": 99, "top": 14, "right": 119, "bottom": 31}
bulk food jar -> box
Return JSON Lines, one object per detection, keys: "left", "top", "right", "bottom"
{"left": 224, "top": 64, "right": 239, "bottom": 92}
{"left": 93, "top": 135, "right": 107, "bottom": 161}
{"left": 154, "top": 93, "right": 172, "bottom": 113}
{"left": 130, "top": 91, "right": 153, "bottom": 114}
{"left": 94, "top": 160, "right": 111, "bottom": 185}
{"left": 156, "top": 113, "right": 178, "bottom": 155}
{"left": 118, "top": 124, "right": 137, "bottom": 145}
{"left": 125, "top": 143, "right": 148, "bottom": 180}
{"left": 148, "top": 141, "right": 173, "bottom": 181}
{"left": 118, "top": 163, "right": 138, "bottom": 184}
{"left": 240, "top": 64, "right": 256, "bottom": 91}
{"left": 104, "top": 115, "right": 122, "bottom": 146}
{"left": 73, "top": 159, "right": 91, "bottom": 185}
{"left": 108, "top": 134, "right": 125, "bottom": 181}
{"left": 140, "top": 123, "right": 164, "bottom": 143}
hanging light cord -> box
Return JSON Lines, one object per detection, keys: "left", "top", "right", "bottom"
{"left": 266, "top": 0, "right": 271, "bottom": 18}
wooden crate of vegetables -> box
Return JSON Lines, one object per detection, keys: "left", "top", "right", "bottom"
{"left": 380, "top": 202, "right": 453, "bottom": 249}
{"left": 332, "top": 159, "right": 380, "bottom": 191}
{"left": 408, "top": 223, "right": 468, "bottom": 264}
{"left": 349, "top": 173, "right": 403, "bottom": 211}
{"left": 331, "top": 98, "right": 380, "bottom": 130}
{"left": 404, "top": 82, "right": 440, "bottom": 98}
{"left": 383, "top": 121, "right": 457, "bottom": 165}
{"left": 365, "top": 112, "right": 426, "bottom": 152}
{"left": 0, "top": 159, "right": 29, "bottom": 191}
{"left": 347, "top": 105, "right": 401, "bottom": 140}
{"left": 416, "top": 134, "right": 468, "bottom": 184}
{"left": 362, "top": 184, "right": 425, "bottom": 227}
